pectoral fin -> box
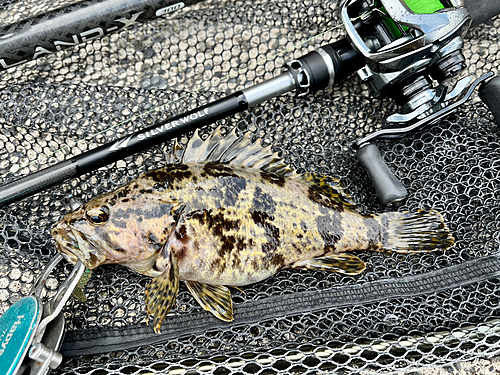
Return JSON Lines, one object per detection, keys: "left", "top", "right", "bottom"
{"left": 293, "top": 253, "right": 366, "bottom": 275}
{"left": 145, "top": 249, "right": 179, "bottom": 333}
{"left": 185, "top": 281, "right": 234, "bottom": 322}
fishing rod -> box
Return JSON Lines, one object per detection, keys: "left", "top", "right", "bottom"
{"left": 0, "top": 35, "right": 362, "bottom": 207}
{"left": 0, "top": 0, "right": 499, "bottom": 208}
{"left": 0, "top": 0, "right": 204, "bottom": 70}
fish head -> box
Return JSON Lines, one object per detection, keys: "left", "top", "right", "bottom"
{"left": 52, "top": 184, "right": 182, "bottom": 273}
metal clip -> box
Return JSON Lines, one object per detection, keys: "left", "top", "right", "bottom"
{"left": 18, "top": 255, "right": 84, "bottom": 375}
{"left": 32, "top": 254, "right": 85, "bottom": 335}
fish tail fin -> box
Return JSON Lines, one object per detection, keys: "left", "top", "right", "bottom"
{"left": 380, "top": 209, "right": 454, "bottom": 253}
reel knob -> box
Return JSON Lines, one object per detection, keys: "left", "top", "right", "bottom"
{"left": 356, "top": 142, "right": 408, "bottom": 206}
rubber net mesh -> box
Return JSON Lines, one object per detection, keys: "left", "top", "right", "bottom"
{"left": 0, "top": 0, "right": 499, "bottom": 374}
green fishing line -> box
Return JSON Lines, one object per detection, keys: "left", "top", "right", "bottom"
{"left": 378, "top": 0, "right": 446, "bottom": 39}
{"left": 72, "top": 268, "right": 93, "bottom": 302}
{"left": 405, "top": 0, "right": 445, "bottom": 14}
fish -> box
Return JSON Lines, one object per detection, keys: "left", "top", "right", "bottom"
{"left": 52, "top": 127, "right": 455, "bottom": 333}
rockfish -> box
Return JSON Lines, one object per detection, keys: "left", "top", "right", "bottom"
{"left": 52, "top": 127, "right": 454, "bottom": 332}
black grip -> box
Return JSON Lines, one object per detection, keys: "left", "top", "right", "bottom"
{"left": 0, "top": 159, "right": 78, "bottom": 207}
{"left": 464, "top": 0, "right": 500, "bottom": 28}
{"left": 321, "top": 38, "right": 365, "bottom": 84}
{"left": 356, "top": 143, "right": 408, "bottom": 206}
{"left": 479, "top": 76, "right": 500, "bottom": 126}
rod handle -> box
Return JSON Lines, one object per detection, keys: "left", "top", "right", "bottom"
{"left": 0, "top": 160, "right": 78, "bottom": 207}
{"left": 464, "top": 0, "right": 500, "bottom": 28}
{"left": 479, "top": 76, "right": 500, "bottom": 126}
{"left": 356, "top": 143, "right": 407, "bottom": 206}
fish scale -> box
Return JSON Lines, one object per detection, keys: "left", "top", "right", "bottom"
{"left": 51, "top": 127, "right": 454, "bottom": 333}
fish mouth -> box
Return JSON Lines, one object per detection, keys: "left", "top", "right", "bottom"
{"left": 52, "top": 222, "right": 107, "bottom": 269}
{"left": 54, "top": 229, "right": 79, "bottom": 264}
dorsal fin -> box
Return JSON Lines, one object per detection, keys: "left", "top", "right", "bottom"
{"left": 175, "top": 127, "right": 298, "bottom": 178}
{"left": 168, "top": 127, "right": 355, "bottom": 207}
{"left": 302, "top": 172, "right": 356, "bottom": 209}
{"left": 165, "top": 139, "right": 184, "bottom": 164}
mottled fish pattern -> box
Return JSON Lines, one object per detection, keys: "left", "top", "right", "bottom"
{"left": 52, "top": 127, "right": 455, "bottom": 332}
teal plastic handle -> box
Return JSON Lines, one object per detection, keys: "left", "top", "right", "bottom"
{"left": 0, "top": 296, "right": 42, "bottom": 375}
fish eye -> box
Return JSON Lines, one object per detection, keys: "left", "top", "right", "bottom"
{"left": 85, "top": 205, "right": 110, "bottom": 226}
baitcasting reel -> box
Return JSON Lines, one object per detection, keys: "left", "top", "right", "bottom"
{"left": 341, "top": 0, "right": 483, "bottom": 204}
{"left": 279, "top": 0, "right": 489, "bottom": 205}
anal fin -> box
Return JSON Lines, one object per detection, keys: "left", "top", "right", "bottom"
{"left": 145, "top": 250, "right": 179, "bottom": 333}
{"left": 185, "top": 281, "right": 234, "bottom": 322}
{"left": 293, "top": 253, "right": 366, "bottom": 275}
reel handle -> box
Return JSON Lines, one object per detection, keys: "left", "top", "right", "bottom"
{"left": 479, "top": 76, "right": 500, "bottom": 126}
{"left": 356, "top": 143, "right": 407, "bottom": 206}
